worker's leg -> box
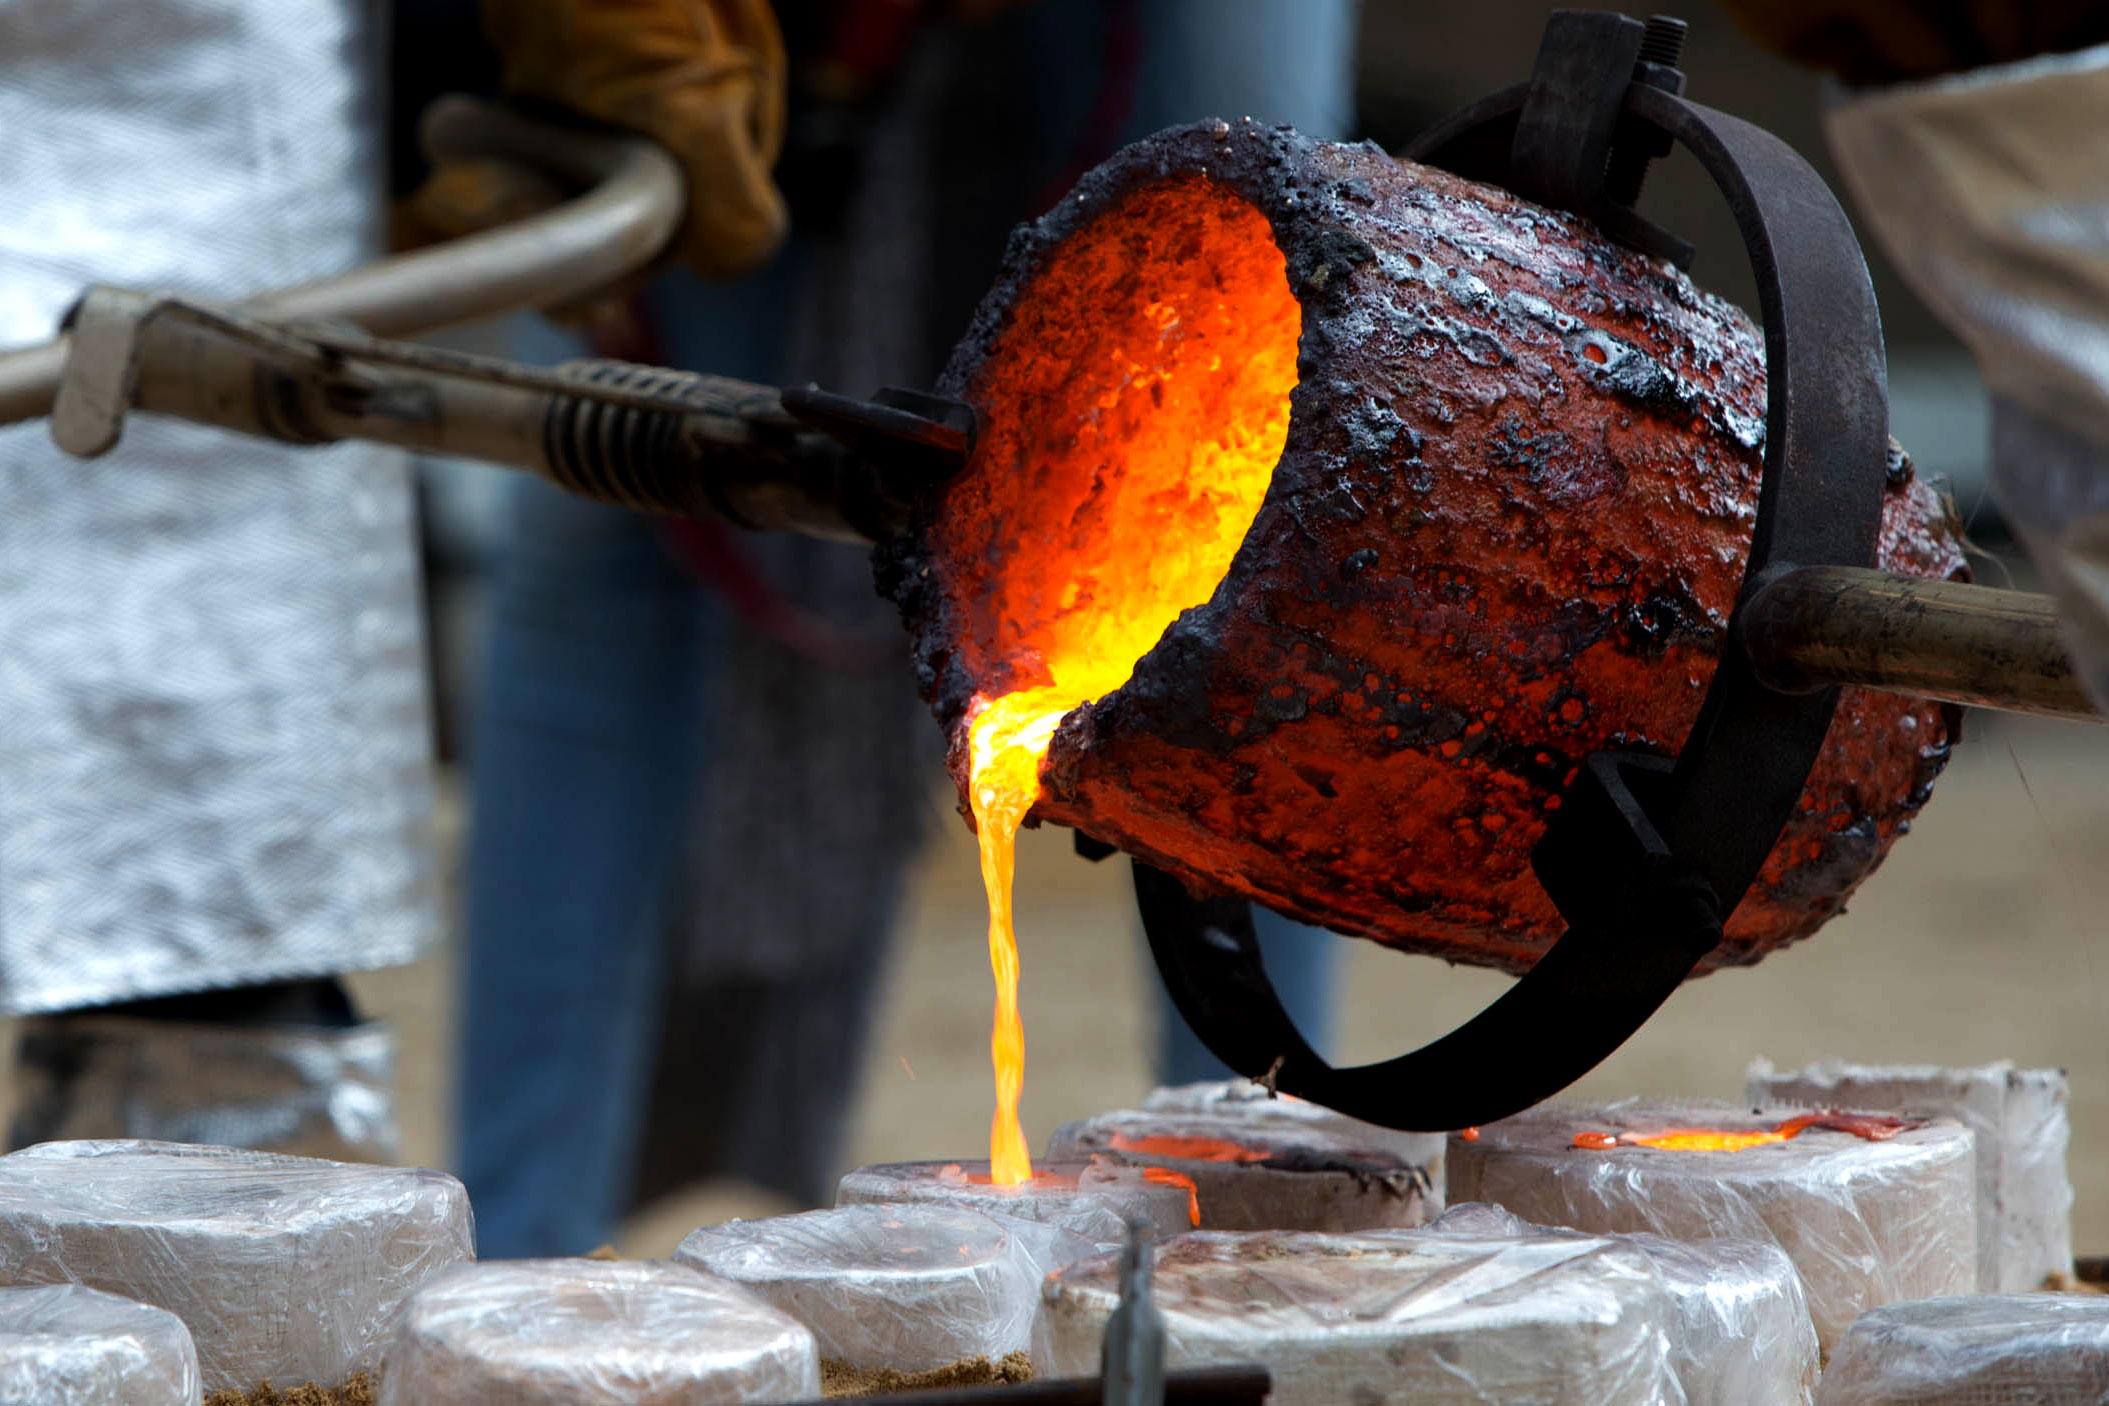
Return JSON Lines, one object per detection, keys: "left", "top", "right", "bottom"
{"left": 9, "top": 977, "right": 398, "bottom": 1162}
{"left": 455, "top": 266, "right": 793, "bottom": 1256}
{"left": 629, "top": 948, "right": 897, "bottom": 1212}
{"left": 621, "top": 262, "right": 926, "bottom": 1215}
{"left": 454, "top": 473, "right": 711, "bottom": 1257}
{"left": 1123, "top": 0, "right": 1360, "bottom": 142}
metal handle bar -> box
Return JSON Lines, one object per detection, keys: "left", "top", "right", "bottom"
{"left": 0, "top": 95, "right": 685, "bottom": 425}
{"left": 1743, "top": 565, "right": 2093, "bottom": 720}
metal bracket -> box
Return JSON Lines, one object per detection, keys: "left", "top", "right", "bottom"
{"left": 48, "top": 288, "right": 977, "bottom": 525}
{"left": 1402, "top": 11, "right": 1697, "bottom": 267}
{"left": 50, "top": 287, "right": 352, "bottom": 457}
{"left": 1138, "top": 7, "right": 1891, "bottom": 1131}
{"left": 780, "top": 382, "right": 976, "bottom": 483}
{"left": 1100, "top": 1218, "right": 1166, "bottom": 1406}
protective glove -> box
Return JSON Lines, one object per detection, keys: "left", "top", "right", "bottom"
{"left": 405, "top": 0, "right": 789, "bottom": 284}
{"left": 1715, "top": 0, "right": 2109, "bottom": 86}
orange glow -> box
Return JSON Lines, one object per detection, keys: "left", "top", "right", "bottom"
{"left": 949, "top": 1159, "right": 1199, "bottom": 1226}
{"left": 961, "top": 1166, "right": 1078, "bottom": 1188}
{"left": 1459, "top": 1126, "right": 1481, "bottom": 1142}
{"left": 1573, "top": 1110, "right": 1922, "bottom": 1152}
{"left": 958, "top": 177, "right": 1300, "bottom": 1188}
{"left": 1141, "top": 1166, "right": 1203, "bottom": 1228}
{"left": 968, "top": 693, "right": 1059, "bottom": 1187}
{"left": 1623, "top": 1127, "right": 1797, "bottom": 1152}
{"left": 1109, "top": 1132, "right": 1272, "bottom": 1164}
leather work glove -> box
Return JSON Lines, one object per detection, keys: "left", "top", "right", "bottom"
{"left": 1715, "top": 0, "right": 2109, "bottom": 86}
{"left": 404, "top": 0, "right": 789, "bottom": 284}
{"left": 1721, "top": 1, "right": 2109, "bottom": 712}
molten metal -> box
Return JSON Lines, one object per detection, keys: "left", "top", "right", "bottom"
{"left": 962, "top": 178, "right": 1297, "bottom": 1182}
{"left": 1140, "top": 1166, "right": 1204, "bottom": 1228}
{"left": 1108, "top": 1132, "right": 1273, "bottom": 1165}
{"left": 1573, "top": 1110, "right": 1923, "bottom": 1151}
{"left": 956, "top": 1161, "right": 1200, "bottom": 1228}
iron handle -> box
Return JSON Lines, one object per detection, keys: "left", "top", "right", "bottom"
{"left": 48, "top": 289, "right": 958, "bottom": 544}
{"left": 780, "top": 1366, "right": 1273, "bottom": 1406}
{"left": 0, "top": 95, "right": 686, "bottom": 426}
{"left": 1742, "top": 564, "right": 2092, "bottom": 720}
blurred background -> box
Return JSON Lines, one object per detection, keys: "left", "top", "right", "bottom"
{"left": 4, "top": 0, "right": 2099, "bottom": 1261}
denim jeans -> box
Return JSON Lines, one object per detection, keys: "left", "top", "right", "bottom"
{"left": 456, "top": 0, "right": 1360, "bottom": 1256}
{"left": 456, "top": 279, "right": 789, "bottom": 1258}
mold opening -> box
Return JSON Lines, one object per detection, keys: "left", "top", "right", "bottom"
{"left": 940, "top": 172, "right": 1303, "bottom": 754}
{"left": 933, "top": 172, "right": 1301, "bottom": 1186}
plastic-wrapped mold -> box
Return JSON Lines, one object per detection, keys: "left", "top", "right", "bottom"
{"left": 1046, "top": 1106, "right": 1434, "bottom": 1231}
{"left": 1432, "top": 1203, "right": 1819, "bottom": 1406}
{"left": 674, "top": 1204, "right": 1093, "bottom": 1373}
{"left": 380, "top": 1260, "right": 820, "bottom": 1405}
{"left": 1035, "top": 1228, "right": 1683, "bottom": 1404}
{"left": 835, "top": 1160, "right": 1195, "bottom": 1243}
{"left": 1447, "top": 1100, "right": 1975, "bottom": 1353}
{"left": 0, "top": 1140, "right": 472, "bottom": 1394}
{"left": 1749, "top": 1059, "right": 2072, "bottom": 1292}
{"left": 0, "top": 1285, "right": 199, "bottom": 1405}
{"left": 1816, "top": 1294, "right": 2109, "bottom": 1404}
{"left": 1141, "top": 1081, "right": 1448, "bottom": 1175}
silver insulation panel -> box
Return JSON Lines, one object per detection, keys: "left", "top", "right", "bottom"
{"left": 0, "top": 0, "right": 436, "bottom": 1010}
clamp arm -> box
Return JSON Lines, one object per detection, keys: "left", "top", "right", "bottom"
{"left": 46, "top": 287, "right": 969, "bottom": 544}
{"left": 1137, "top": 8, "right": 1898, "bottom": 1132}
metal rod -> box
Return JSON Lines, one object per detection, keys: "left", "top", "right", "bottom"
{"left": 0, "top": 96, "right": 684, "bottom": 425}
{"left": 782, "top": 1365, "right": 1274, "bottom": 1406}
{"left": 66, "top": 294, "right": 935, "bottom": 542}
{"left": 1741, "top": 564, "right": 2097, "bottom": 721}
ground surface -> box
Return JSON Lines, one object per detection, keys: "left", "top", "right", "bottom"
{"left": 348, "top": 708, "right": 2109, "bottom": 1260}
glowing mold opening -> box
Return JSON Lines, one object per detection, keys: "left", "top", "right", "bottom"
{"left": 939, "top": 174, "right": 1302, "bottom": 1183}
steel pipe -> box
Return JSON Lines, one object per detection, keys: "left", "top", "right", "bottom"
{"left": 0, "top": 96, "right": 684, "bottom": 425}
{"left": 1742, "top": 564, "right": 2096, "bottom": 721}
{"left": 781, "top": 1365, "right": 1273, "bottom": 1406}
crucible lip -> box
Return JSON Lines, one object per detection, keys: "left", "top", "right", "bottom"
{"left": 914, "top": 118, "right": 1337, "bottom": 816}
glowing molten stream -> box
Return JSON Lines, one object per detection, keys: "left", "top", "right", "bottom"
{"left": 968, "top": 694, "right": 1063, "bottom": 1187}
{"left": 1142, "top": 1166, "right": 1203, "bottom": 1228}
{"left": 1572, "top": 1110, "right": 1923, "bottom": 1152}
{"left": 958, "top": 177, "right": 1300, "bottom": 1185}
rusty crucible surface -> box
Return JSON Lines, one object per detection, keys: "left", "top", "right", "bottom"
{"left": 878, "top": 119, "right": 1965, "bottom": 976}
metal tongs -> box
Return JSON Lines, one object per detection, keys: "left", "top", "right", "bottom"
{"left": 0, "top": 96, "right": 973, "bottom": 545}
{"left": 776, "top": 1219, "right": 1271, "bottom": 1406}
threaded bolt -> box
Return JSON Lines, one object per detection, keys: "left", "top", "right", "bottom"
{"left": 1604, "top": 14, "right": 1688, "bottom": 208}
{"left": 1638, "top": 15, "right": 1688, "bottom": 70}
